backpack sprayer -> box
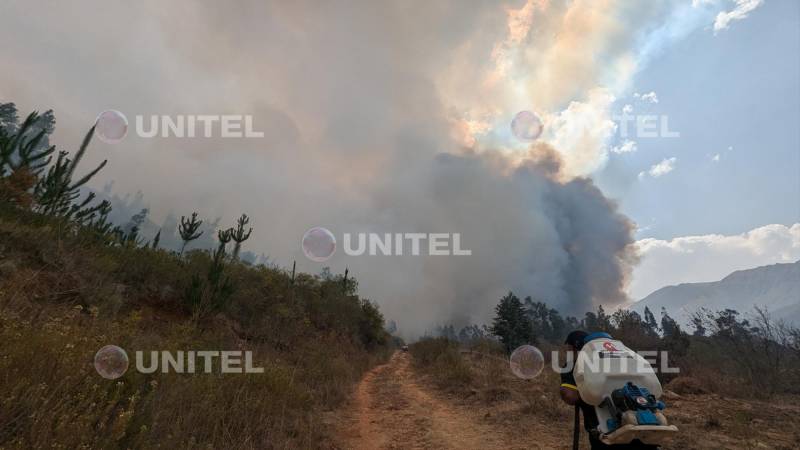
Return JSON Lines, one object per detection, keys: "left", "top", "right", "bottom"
{"left": 575, "top": 332, "right": 678, "bottom": 446}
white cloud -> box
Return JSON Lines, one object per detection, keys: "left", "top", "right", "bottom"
{"left": 611, "top": 139, "right": 637, "bottom": 154}
{"left": 711, "top": 153, "right": 721, "bottom": 162}
{"left": 547, "top": 87, "right": 618, "bottom": 174}
{"left": 630, "top": 223, "right": 800, "bottom": 299}
{"left": 714, "top": 0, "right": 764, "bottom": 33}
{"left": 639, "top": 157, "right": 677, "bottom": 179}
{"left": 634, "top": 91, "right": 659, "bottom": 104}
{"left": 622, "top": 104, "right": 634, "bottom": 114}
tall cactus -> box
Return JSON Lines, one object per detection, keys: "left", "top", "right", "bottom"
{"left": 230, "top": 213, "right": 252, "bottom": 261}
{"left": 217, "top": 227, "right": 233, "bottom": 254}
{"left": 178, "top": 212, "right": 204, "bottom": 256}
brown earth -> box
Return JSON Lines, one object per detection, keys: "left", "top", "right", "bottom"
{"left": 332, "top": 351, "right": 567, "bottom": 449}
{"left": 332, "top": 351, "right": 800, "bottom": 450}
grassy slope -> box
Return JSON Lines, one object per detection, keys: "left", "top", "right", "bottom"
{"left": 0, "top": 204, "right": 391, "bottom": 449}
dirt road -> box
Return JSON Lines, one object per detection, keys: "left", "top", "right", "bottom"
{"left": 333, "top": 352, "right": 553, "bottom": 450}
{"left": 332, "top": 350, "right": 800, "bottom": 450}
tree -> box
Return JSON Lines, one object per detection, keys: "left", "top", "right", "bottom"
{"left": 491, "top": 291, "right": 532, "bottom": 353}
{"left": 690, "top": 313, "right": 706, "bottom": 337}
{"left": 524, "top": 297, "right": 552, "bottom": 343}
{"left": 597, "top": 305, "right": 612, "bottom": 332}
{"left": 660, "top": 307, "right": 681, "bottom": 338}
{"left": 178, "top": 212, "right": 203, "bottom": 255}
{"left": 643, "top": 306, "right": 660, "bottom": 337}
{"left": 548, "top": 307, "right": 567, "bottom": 342}
{"left": 583, "top": 311, "right": 599, "bottom": 330}
{"left": 230, "top": 213, "right": 252, "bottom": 261}
{"left": 0, "top": 108, "right": 108, "bottom": 224}
{"left": 0, "top": 109, "right": 56, "bottom": 178}
{"left": 34, "top": 126, "right": 107, "bottom": 218}
{"left": 151, "top": 229, "right": 161, "bottom": 249}
{"left": 565, "top": 315, "right": 581, "bottom": 331}
{"left": 125, "top": 208, "right": 148, "bottom": 234}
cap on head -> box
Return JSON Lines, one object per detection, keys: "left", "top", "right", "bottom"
{"left": 565, "top": 330, "right": 588, "bottom": 350}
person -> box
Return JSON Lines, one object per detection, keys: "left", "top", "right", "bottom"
{"left": 558, "top": 330, "right": 658, "bottom": 450}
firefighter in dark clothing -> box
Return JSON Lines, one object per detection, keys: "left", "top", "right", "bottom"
{"left": 559, "top": 330, "right": 659, "bottom": 450}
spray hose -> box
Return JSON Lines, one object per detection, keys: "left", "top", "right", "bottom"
{"left": 573, "top": 404, "right": 580, "bottom": 450}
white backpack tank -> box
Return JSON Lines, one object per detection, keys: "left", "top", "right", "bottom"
{"left": 574, "top": 333, "right": 663, "bottom": 406}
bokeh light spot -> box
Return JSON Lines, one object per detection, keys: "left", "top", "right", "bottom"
{"left": 510, "top": 110, "right": 543, "bottom": 141}
{"left": 95, "top": 110, "right": 128, "bottom": 144}
{"left": 509, "top": 344, "right": 544, "bottom": 380}
{"left": 94, "top": 345, "right": 129, "bottom": 380}
{"left": 302, "top": 227, "right": 336, "bottom": 262}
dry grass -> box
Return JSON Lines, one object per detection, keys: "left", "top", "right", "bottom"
{"left": 410, "top": 337, "right": 800, "bottom": 449}
{"left": 0, "top": 206, "right": 391, "bottom": 449}
{"left": 409, "top": 338, "right": 473, "bottom": 391}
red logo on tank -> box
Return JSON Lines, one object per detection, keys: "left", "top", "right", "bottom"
{"left": 603, "top": 342, "right": 619, "bottom": 352}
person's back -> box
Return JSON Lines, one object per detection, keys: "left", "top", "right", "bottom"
{"left": 558, "top": 330, "right": 658, "bottom": 450}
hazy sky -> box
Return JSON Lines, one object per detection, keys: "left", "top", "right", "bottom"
{"left": 1, "top": 0, "right": 797, "bottom": 334}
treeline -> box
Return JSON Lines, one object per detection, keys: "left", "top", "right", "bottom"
{"left": 431, "top": 291, "right": 800, "bottom": 397}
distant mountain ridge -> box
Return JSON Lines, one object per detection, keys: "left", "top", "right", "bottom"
{"left": 634, "top": 260, "right": 800, "bottom": 325}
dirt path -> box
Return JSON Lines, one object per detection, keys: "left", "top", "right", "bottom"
{"left": 334, "top": 352, "right": 537, "bottom": 450}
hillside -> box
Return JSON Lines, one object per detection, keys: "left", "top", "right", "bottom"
{"left": 635, "top": 260, "right": 800, "bottom": 324}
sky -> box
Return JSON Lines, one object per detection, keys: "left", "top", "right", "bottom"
{"left": 1, "top": 0, "right": 798, "bottom": 335}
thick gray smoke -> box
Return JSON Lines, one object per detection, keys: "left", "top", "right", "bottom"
{"left": 0, "top": 0, "right": 639, "bottom": 337}
{"left": 354, "top": 143, "right": 637, "bottom": 335}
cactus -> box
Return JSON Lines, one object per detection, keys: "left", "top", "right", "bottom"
{"left": 217, "top": 227, "right": 233, "bottom": 254}
{"left": 178, "top": 212, "right": 204, "bottom": 256}
{"left": 184, "top": 224, "right": 235, "bottom": 317}
{"left": 230, "top": 213, "right": 252, "bottom": 261}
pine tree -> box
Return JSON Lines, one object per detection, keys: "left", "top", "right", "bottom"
{"left": 34, "top": 125, "right": 107, "bottom": 218}
{"left": 491, "top": 291, "right": 532, "bottom": 353}
{"left": 0, "top": 110, "right": 56, "bottom": 178}
{"left": 178, "top": 212, "right": 204, "bottom": 256}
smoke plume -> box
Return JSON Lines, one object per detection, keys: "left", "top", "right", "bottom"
{"left": 1, "top": 0, "right": 719, "bottom": 336}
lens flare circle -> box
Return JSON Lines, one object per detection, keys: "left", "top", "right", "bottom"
{"left": 94, "top": 345, "right": 129, "bottom": 380}
{"left": 509, "top": 344, "right": 544, "bottom": 380}
{"left": 95, "top": 110, "right": 128, "bottom": 144}
{"left": 302, "top": 227, "right": 336, "bottom": 262}
{"left": 510, "top": 110, "right": 543, "bottom": 141}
